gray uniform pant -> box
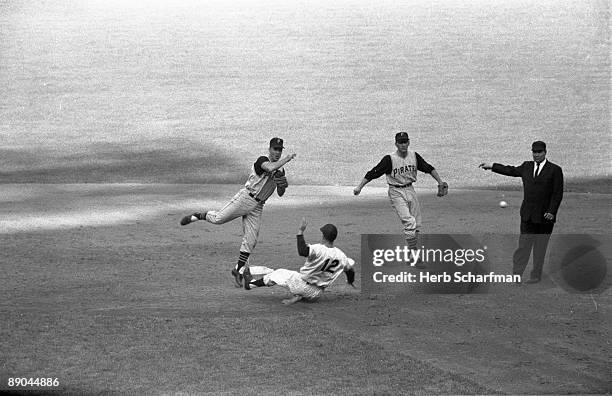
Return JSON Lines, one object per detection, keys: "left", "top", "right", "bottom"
{"left": 205, "top": 188, "right": 264, "bottom": 253}
{"left": 388, "top": 185, "right": 421, "bottom": 239}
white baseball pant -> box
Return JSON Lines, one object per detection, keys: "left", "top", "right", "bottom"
{"left": 204, "top": 188, "right": 264, "bottom": 253}
{"left": 249, "top": 266, "right": 323, "bottom": 301}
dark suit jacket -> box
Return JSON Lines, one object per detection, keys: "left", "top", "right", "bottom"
{"left": 492, "top": 161, "right": 564, "bottom": 223}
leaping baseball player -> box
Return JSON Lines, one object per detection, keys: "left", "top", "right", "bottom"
{"left": 180, "top": 137, "right": 296, "bottom": 287}
{"left": 242, "top": 218, "right": 356, "bottom": 305}
{"left": 353, "top": 132, "right": 448, "bottom": 267}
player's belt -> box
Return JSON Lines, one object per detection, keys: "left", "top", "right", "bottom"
{"left": 248, "top": 192, "right": 264, "bottom": 203}
{"left": 388, "top": 183, "right": 412, "bottom": 188}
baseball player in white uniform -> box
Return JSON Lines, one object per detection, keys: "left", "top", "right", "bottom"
{"left": 353, "top": 132, "right": 448, "bottom": 267}
{"left": 180, "top": 137, "right": 296, "bottom": 286}
{"left": 242, "top": 218, "right": 356, "bottom": 305}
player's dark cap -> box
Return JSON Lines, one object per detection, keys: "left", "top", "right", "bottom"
{"left": 395, "top": 132, "right": 410, "bottom": 143}
{"left": 269, "top": 137, "right": 284, "bottom": 149}
{"left": 531, "top": 141, "right": 546, "bottom": 152}
{"left": 320, "top": 224, "right": 338, "bottom": 243}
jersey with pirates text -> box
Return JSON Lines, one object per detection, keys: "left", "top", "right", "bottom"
{"left": 364, "top": 150, "right": 435, "bottom": 185}
{"left": 244, "top": 156, "right": 284, "bottom": 201}
{"left": 386, "top": 150, "right": 418, "bottom": 186}
{"left": 299, "top": 244, "right": 355, "bottom": 288}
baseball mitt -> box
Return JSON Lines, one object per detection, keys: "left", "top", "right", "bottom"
{"left": 274, "top": 175, "right": 289, "bottom": 189}
{"left": 437, "top": 182, "right": 448, "bottom": 197}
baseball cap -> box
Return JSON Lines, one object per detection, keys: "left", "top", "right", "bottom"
{"left": 269, "top": 137, "right": 284, "bottom": 149}
{"left": 395, "top": 132, "right": 409, "bottom": 143}
{"left": 320, "top": 224, "right": 338, "bottom": 243}
{"left": 531, "top": 141, "right": 546, "bottom": 152}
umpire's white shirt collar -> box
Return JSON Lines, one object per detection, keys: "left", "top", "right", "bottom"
{"left": 534, "top": 158, "right": 547, "bottom": 176}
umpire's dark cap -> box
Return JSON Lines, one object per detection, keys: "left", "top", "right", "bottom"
{"left": 269, "top": 137, "right": 284, "bottom": 149}
{"left": 320, "top": 224, "right": 338, "bottom": 243}
{"left": 395, "top": 132, "right": 409, "bottom": 143}
{"left": 531, "top": 141, "right": 546, "bottom": 152}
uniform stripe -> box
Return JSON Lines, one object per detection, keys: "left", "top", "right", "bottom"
{"left": 237, "top": 251, "right": 250, "bottom": 269}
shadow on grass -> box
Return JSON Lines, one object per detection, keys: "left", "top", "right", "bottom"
{"left": 0, "top": 143, "right": 246, "bottom": 184}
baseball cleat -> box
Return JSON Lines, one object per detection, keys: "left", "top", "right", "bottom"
{"left": 180, "top": 212, "right": 206, "bottom": 226}
{"left": 231, "top": 268, "right": 243, "bottom": 288}
{"left": 243, "top": 267, "right": 252, "bottom": 290}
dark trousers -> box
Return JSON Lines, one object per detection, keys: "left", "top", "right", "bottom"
{"left": 512, "top": 220, "right": 555, "bottom": 280}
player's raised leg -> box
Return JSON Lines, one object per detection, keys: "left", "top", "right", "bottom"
{"left": 180, "top": 190, "right": 256, "bottom": 227}
{"left": 206, "top": 190, "right": 256, "bottom": 225}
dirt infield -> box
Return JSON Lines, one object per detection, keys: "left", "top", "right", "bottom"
{"left": 1, "top": 184, "right": 610, "bottom": 394}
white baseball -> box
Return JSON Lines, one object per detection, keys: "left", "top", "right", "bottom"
{"left": 499, "top": 200, "right": 508, "bottom": 208}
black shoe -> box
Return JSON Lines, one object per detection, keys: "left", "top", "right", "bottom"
{"left": 410, "top": 257, "right": 426, "bottom": 269}
{"left": 180, "top": 212, "right": 206, "bottom": 226}
{"left": 231, "top": 268, "right": 243, "bottom": 288}
{"left": 524, "top": 278, "right": 540, "bottom": 284}
{"left": 243, "top": 267, "right": 253, "bottom": 290}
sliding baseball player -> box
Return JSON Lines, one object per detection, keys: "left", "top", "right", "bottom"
{"left": 242, "top": 218, "right": 356, "bottom": 305}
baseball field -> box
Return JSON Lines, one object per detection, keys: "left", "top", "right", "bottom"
{"left": 1, "top": 183, "right": 610, "bottom": 394}
{"left": 2, "top": 0, "right": 611, "bottom": 394}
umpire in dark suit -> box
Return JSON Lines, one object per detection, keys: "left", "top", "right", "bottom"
{"left": 479, "top": 141, "right": 564, "bottom": 283}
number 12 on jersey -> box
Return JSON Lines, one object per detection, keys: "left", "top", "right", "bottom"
{"left": 319, "top": 259, "right": 340, "bottom": 273}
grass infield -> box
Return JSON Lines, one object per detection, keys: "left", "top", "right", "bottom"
{"left": 1, "top": 184, "right": 610, "bottom": 394}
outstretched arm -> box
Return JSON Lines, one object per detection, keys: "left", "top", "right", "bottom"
{"left": 353, "top": 178, "right": 370, "bottom": 195}
{"left": 416, "top": 153, "right": 446, "bottom": 195}
{"left": 354, "top": 155, "right": 391, "bottom": 195}
{"left": 296, "top": 217, "right": 310, "bottom": 257}
{"left": 345, "top": 267, "right": 356, "bottom": 288}
{"left": 261, "top": 153, "right": 297, "bottom": 173}
{"left": 479, "top": 162, "right": 523, "bottom": 177}
{"left": 430, "top": 169, "right": 443, "bottom": 184}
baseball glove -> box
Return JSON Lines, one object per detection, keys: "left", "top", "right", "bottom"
{"left": 274, "top": 175, "right": 289, "bottom": 189}
{"left": 437, "top": 182, "right": 448, "bottom": 197}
